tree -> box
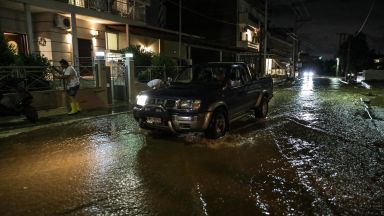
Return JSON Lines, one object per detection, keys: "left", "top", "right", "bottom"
{"left": 338, "top": 33, "right": 375, "bottom": 77}
{"left": 119, "top": 45, "right": 153, "bottom": 66}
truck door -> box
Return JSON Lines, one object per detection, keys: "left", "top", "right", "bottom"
{"left": 237, "top": 65, "right": 258, "bottom": 109}
{"left": 225, "top": 66, "right": 248, "bottom": 118}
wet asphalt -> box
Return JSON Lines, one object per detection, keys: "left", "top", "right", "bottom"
{"left": 0, "top": 76, "right": 383, "bottom": 215}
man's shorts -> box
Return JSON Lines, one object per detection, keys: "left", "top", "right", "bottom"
{"left": 66, "top": 85, "right": 80, "bottom": 97}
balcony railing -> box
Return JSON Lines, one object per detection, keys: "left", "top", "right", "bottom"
{"left": 57, "top": 0, "right": 148, "bottom": 22}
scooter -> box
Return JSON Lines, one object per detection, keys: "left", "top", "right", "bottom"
{"left": 0, "top": 79, "right": 38, "bottom": 123}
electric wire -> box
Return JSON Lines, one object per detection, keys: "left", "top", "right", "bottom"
{"left": 166, "top": 0, "right": 239, "bottom": 26}
{"left": 355, "top": 0, "right": 376, "bottom": 36}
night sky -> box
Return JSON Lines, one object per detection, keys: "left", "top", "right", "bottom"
{"left": 270, "top": 0, "right": 384, "bottom": 59}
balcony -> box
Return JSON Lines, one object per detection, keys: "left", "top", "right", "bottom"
{"left": 56, "top": 0, "right": 149, "bottom": 22}
{"left": 237, "top": 40, "right": 260, "bottom": 51}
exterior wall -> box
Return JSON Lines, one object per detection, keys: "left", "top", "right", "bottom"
{"left": 118, "top": 32, "right": 128, "bottom": 50}
{"left": 33, "top": 12, "right": 106, "bottom": 65}
{"left": 160, "top": 40, "right": 187, "bottom": 60}
{"left": 33, "top": 13, "right": 71, "bottom": 63}
{"left": 0, "top": 8, "right": 27, "bottom": 34}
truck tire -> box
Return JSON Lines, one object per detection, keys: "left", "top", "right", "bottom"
{"left": 255, "top": 96, "right": 268, "bottom": 118}
{"left": 205, "top": 108, "right": 227, "bottom": 139}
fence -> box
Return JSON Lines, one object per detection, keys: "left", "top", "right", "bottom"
{"left": 0, "top": 65, "right": 97, "bottom": 93}
{"left": 0, "top": 66, "right": 56, "bottom": 93}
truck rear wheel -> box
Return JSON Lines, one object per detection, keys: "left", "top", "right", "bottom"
{"left": 205, "top": 108, "right": 227, "bottom": 139}
{"left": 255, "top": 96, "right": 268, "bottom": 118}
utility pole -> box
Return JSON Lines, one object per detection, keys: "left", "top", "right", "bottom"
{"left": 263, "top": 0, "right": 268, "bottom": 75}
{"left": 345, "top": 34, "right": 352, "bottom": 81}
{"left": 178, "top": 0, "right": 182, "bottom": 66}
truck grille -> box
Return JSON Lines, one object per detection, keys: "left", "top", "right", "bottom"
{"left": 147, "top": 98, "right": 176, "bottom": 108}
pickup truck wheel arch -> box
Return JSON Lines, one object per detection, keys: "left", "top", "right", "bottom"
{"left": 205, "top": 108, "right": 228, "bottom": 139}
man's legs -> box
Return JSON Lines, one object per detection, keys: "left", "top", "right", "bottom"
{"left": 67, "top": 86, "right": 80, "bottom": 115}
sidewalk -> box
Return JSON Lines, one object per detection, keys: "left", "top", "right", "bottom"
{"left": 0, "top": 103, "right": 132, "bottom": 138}
{"left": 359, "top": 80, "right": 384, "bottom": 120}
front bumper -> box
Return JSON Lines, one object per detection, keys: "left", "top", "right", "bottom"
{"left": 133, "top": 105, "right": 212, "bottom": 133}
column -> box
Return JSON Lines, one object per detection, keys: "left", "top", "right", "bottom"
{"left": 70, "top": 13, "right": 79, "bottom": 67}
{"left": 24, "top": 3, "right": 35, "bottom": 54}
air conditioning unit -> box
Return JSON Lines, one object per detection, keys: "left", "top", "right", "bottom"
{"left": 54, "top": 15, "right": 70, "bottom": 30}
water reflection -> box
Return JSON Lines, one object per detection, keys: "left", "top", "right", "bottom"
{"left": 297, "top": 75, "right": 318, "bottom": 123}
{"left": 301, "top": 73, "right": 314, "bottom": 95}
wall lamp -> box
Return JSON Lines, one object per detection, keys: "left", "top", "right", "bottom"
{"left": 91, "top": 30, "right": 100, "bottom": 38}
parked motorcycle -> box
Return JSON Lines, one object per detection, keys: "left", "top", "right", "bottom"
{"left": 0, "top": 79, "right": 38, "bottom": 123}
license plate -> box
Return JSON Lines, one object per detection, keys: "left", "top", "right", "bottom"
{"left": 147, "top": 117, "right": 162, "bottom": 124}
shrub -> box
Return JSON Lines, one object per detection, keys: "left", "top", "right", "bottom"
{"left": 0, "top": 35, "right": 15, "bottom": 66}
{"left": 151, "top": 54, "right": 177, "bottom": 80}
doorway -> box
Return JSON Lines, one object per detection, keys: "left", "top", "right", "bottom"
{"left": 78, "top": 38, "right": 93, "bottom": 77}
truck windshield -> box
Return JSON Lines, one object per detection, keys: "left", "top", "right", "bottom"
{"left": 174, "top": 65, "right": 229, "bottom": 84}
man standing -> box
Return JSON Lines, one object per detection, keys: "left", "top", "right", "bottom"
{"left": 53, "top": 59, "right": 81, "bottom": 115}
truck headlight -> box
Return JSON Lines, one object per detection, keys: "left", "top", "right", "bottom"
{"left": 136, "top": 95, "right": 148, "bottom": 106}
{"left": 179, "top": 99, "right": 201, "bottom": 110}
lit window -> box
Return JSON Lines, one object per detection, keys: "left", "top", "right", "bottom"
{"left": 106, "top": 33, "right": 118, "bottom": 50}
{"left": 68, "top": 0, "right": 85, "bottom": 7}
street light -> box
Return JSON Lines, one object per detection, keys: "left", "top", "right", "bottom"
{"left": 336, "top": 57, "right": 340, "bottom": 77}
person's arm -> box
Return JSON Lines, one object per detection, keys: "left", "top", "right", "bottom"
{"left": 53, "top": 67, "right": 71, "bottom": 80}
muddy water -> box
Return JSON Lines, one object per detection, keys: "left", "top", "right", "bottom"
{"left": 0, "top": 77, "right": 382, "bottom": 215}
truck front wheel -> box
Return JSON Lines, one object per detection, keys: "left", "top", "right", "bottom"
{"left": 205, "top": 108, "right": 227, "bottom": 139}
{"left": 255, "top": 96, "right": 268, "bottom": 118}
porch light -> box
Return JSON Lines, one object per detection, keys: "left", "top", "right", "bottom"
{"left": 91, "top": 30, "right": 99, "bottom": 38}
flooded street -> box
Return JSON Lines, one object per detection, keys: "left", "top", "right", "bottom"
{"left": 0, "top": 76, "right": 383, "bottom": 215}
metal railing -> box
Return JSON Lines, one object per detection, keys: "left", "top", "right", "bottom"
{"left": 0, "top": 66, "right": 56, "bottom": 93}
{"left": 62, "top": 0, "right": 147, "bottom": 22}
{"left": 0, "top": 64, "right": 97, "bottom": 93}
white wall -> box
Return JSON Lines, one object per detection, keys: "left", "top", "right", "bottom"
{"left": 33, "top": 12, "right": 106, "bottom": 65}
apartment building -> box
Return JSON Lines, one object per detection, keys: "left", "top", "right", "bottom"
{"left": 0, "top": 0, "right": 151, "bottom": 64}
{"left": 0, "top": 0, "right": 154, "bottom": 109}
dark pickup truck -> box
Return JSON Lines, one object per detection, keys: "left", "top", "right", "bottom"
{"left": 133, "top": 62, "right": 273, "bottom": 139}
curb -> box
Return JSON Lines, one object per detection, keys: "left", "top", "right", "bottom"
{"left": 0, "top": 111, "right": 130, "bottom": 139}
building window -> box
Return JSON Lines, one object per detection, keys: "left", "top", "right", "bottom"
{"left": 3, "top": 32, "right": 28, "bottom": 55}
{"left": 106, "top": 32, "right": 118, "bottom": 50}
{"left": 68, "top": 0, "right": 85, "bottom": 7}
